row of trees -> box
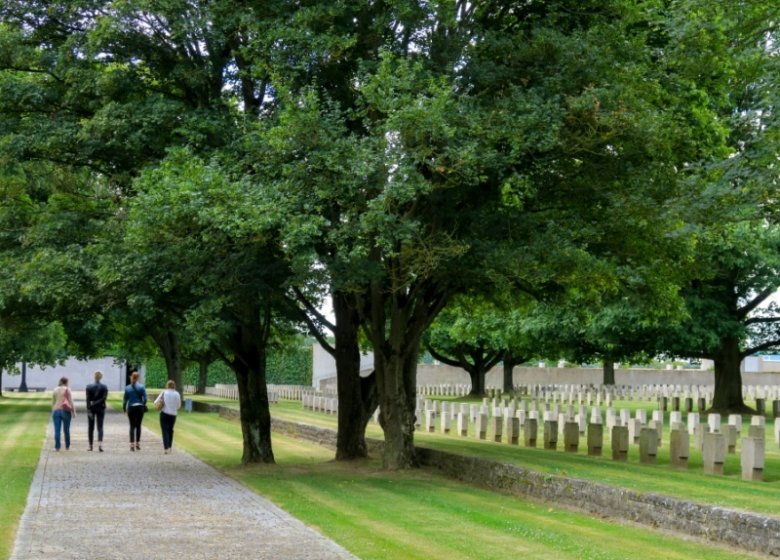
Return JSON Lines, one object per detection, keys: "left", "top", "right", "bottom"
{"left": 0, "top": 1, "right": 778, "bottom": 469}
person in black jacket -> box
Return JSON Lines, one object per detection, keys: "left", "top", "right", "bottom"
{"left": 86, "top": 370, "right": 109, "bottom": 452}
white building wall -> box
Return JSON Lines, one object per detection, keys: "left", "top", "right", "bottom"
{"left": 311, "top": 344, "right": 374, "bottom": 390}
{"left": 2, "top": 357, "right": 130, "bottom": 392}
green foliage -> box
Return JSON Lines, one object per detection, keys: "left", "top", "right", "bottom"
{"left": 143, "top": 345, "right": 312, "bottom": 388}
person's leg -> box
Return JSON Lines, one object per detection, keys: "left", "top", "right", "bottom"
{"left": 96, "top": 410, "right": 105, "bottom": 450}
{"left": 128, "top": 407, "right": 138, "bottom": 449}
{"left": 136, "top": 410, "right": 145, "bottom": 448}
{"left": 169, "top": 415, "right": 177, "bottom": 449}
{"left": 159, "top": 412, "right": 169, "bottom": 449}
{"left": 87, "top": 412, "right": 95, "bottom": 449}
{"left": 62, "top": 412, "right": 71, "bottom": 450}
{"left": 52, "top": 410, "right": 62, "bottom": 450}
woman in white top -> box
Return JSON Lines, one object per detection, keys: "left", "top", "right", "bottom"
{"left": 154, "top": 380, "right": 182, "bottom": 454}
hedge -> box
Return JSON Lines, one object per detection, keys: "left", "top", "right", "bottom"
{"left": 143, "top": 346, "right": 312, "bottom": 388}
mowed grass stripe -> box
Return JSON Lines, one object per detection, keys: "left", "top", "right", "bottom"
{"left": 241, "top": 460, "right": 756, "bottom": 560}
{"left": 0, "top": 394, "right": 52, "bottom": 560}
{"left": 420, "top": 436, "right": 780, "bottom": 513}
{"left": 168, "top": 410, "right": 758, "bottom": 560}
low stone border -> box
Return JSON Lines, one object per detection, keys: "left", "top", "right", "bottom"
{"left": 204, "top": 404, "right": 779, "bottom": 557}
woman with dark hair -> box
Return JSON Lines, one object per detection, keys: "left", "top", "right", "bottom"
{"left": 51, "top": 377, "right": 76, "bottom": 451}
{"left": 122, "top": 369, "right": 147, "bottom": 451}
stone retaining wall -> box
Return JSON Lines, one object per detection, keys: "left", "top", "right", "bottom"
{"left": 204, "top": 403, "right": 779, "bottom": 557}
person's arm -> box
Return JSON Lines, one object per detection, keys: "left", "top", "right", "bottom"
{"left": 122, "top": 389, "right": 128, "bottom": 412}
{"left": 66, "top": 388, "right": 76, "bottom": 417}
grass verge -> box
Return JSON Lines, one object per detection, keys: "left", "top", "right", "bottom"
{"left": 0, "top": 393, "right": 51, "bottom": 560}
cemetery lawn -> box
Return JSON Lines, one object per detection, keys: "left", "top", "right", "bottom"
{"left": 260, "top": 398, "right": 780, "bottom": 516}
{"left": 157, "top": 408, "right": 767, "bottom": 560}
{"left": 0, "top": 394, "right": 51, "bottom": 560}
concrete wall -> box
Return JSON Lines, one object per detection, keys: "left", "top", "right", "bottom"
{"left": 2, "top": 357, "right": 130, "bottom": 392}
{"left": 414, "top": 364, "right": 780, "bottom": 387}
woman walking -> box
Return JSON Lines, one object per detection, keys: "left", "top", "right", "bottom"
{"left": 85, "top": 370, "right": 108, "bottom": 451}
{"left": 123, "top": 369, "right": 147, "bottom": 451}
{"left": 154, "top": 380, "right": 182, "bottom": 454}
{"left": 51, "top": 377, "right": 76, "bottom": 451}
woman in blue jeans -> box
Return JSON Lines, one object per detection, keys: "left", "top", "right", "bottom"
{"left": 51, "top": 377, "right": 76, "bottom": 451}
{"left": 123, "top": 369, "right": 147, "bottom": 451}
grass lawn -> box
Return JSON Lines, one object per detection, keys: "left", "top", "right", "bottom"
{"left": 3, "top": 391, "right": 776, "bottom": 559}
{"left": 158, "top": 409, "right": 764, "bottom": 560}
{"left": 0, "top": 393, "right": 51, "bottom": 560}
{"left": 256, "top": 398, "right": 780, "bottom": 512}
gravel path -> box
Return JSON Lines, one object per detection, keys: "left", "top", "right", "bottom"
{"left": 11, "top": 397, "right": 357, "bottom": 560}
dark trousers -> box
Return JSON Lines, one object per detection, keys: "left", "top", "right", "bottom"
{"left": 88, "top": 409, "right": 105, "bottom": 446}
{"left": 128, "top": 406, "right": 145, "bottom": 443}
{"left": 160, "top": 412, "right": 177, "bottom": 449}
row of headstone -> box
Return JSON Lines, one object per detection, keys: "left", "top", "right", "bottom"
{"left": 412, "top": 398, "right": 772, "bottom": 482}
{"left": 414, "top": 383, "right": 780, "bottom": 417}
{"left": 268, "top": 384, "right": 309, "bottom": 400}
{"left": 301, "top": 393, "right": 338, "bottom": 414}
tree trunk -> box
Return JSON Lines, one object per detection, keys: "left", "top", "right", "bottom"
{"left": 152, "top": 329, "right": 183, "bottom": 392}
{"left": 375, "top": 344, "right": 419, "bottom": 470}
{"left": 225, "top": 318, "right": 275, "bottom": 464}
{"left": 467, "top": 366, "right": 486, "bottom": 396}
{"left": 333, "top": 291, "right": 376, "bottom": 460}
{"left": 602, "top": 358, "right": 615, "bottom": 385}
{"left": 502, "top": 359, "right": 514, "bottom": 393}
{"left": 196, "top": 356, "right": 208, "bottom": 395}
{"left": 711, "top": 335, "right": 752, "bottom": 413}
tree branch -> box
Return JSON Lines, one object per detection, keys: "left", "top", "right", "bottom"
{"left": 738, "top": 286, "right": 776, "bottom": 318}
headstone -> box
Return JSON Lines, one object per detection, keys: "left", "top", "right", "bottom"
{"left": 748, "top": 425, "right": 765, "bottom": 440}
{"left": 671, "top": 396, "right": 680, "bottom": 411}
{"left": 687, "top": 412, "right": 699, "bottom": 436}
{"left": 774, "top": 421, "right": 780, "bottom": 445}
{"left": 740, "top": 437, "right": 764, "bottom": 482}
{"left": 564, "top": 422, "right": 579, "bottom": 453}
{"left": 491, "top": 416, "right": 503, "bottom": 443}
{"left": 722, "top": 424, "right": 737, "bottom": 453}
{"left": 773, "top": 399, "right": 780, "bottom": 419}
{"left": 611, "top": 425, "right": 629, "bottom": 461}
{"left": 543, "top": 420, "right": 558, "bottom": 450}
{"left": 755, "top": 398, "right": 766, "bottom": 415}
{"left": 684, "top": 397, "right": 693, "bottom": 412}
{"left": 751, "top": 415, "right": 766, "bottom": 427}
{"left": 727, "top": 414, "right": 742, "bottom": 435}
{"left": 697, "top": 397, "right": 707, "bottom": 412}
{"left": 425, "top": 410, "right": 436, "bottom": 433}
{"left": 648, "top": 419, "right": 663, "bottom": 446}
{"left": 475, "top": 413, "right": 488, "bottom": 440}
{"left": 669, "top": 411, "right": 682, "bottom": 426}
{"left": 524, "top": 418, "right": 538, "bottom": 448}
{"left": 669, "top": 429, "right": 689, "bottom": 469}
{"left": 639, "top": 428, "right": 658, "bottom": 464}
{"left": 702, "top": 432, "right": 726, "bottom": 475}
{"left": 504, "top": 416, "right": 520, "bottom": 445}
{"left": 707, "top": 413, "right": 721, "bottom": 433}
{"left": 628, "top": 418, "right": 642, "bottom": 444}
{"left": 587, "top": 423, "right": 603, "bottom": 456}
{"left": 694, "top": 423, "right": 706, "bottom": 451}
{"left": 440, "top": 411, "right": 451, "bottom": 434}
{"left": 457, "top": 412, "right": 469, "bottom": 437}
